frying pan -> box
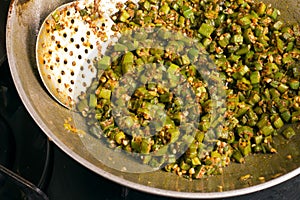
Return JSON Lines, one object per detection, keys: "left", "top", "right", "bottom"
{"left": 6, "top": 0, "right": 300, "bottom": 198}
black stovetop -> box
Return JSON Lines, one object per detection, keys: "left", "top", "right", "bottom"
{"left": 1, "top": 1, "right": 300, "bottom": 200}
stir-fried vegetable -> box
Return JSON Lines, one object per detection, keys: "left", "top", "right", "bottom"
{"left": 78, "top": 0, "right": 300, "bottom": 179}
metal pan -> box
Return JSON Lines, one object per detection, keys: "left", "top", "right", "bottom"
{"left": 6, "top": 0, "right": 300, "bottom": 198}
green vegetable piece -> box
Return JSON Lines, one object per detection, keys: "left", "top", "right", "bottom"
{"left": 269, "top": 8, "right": 279, "bottom": 20}
{"left": 237, "top": 77, "right": 252, "bottom": 91}
{"left": 273, "top": 21, "right": 283, "bottom": 30}
{"left": 238, "top": 138, "right": 252, "bottom": 156}
{"left": 121, "top": 52, "right": 134, "bottom": 74}
{"left": 180, "top": 161, "right": 191, "bottom": 171}
{"left": 289, "top": 79, "right": 300, "bottom": 90}
{"left": 269, "top": 88, "right": 280, "bottom": 99}
{"left": 159, "top": 3, "right": 170, "bottom": 15}
{"left": 243, "top": 28, "right": 255, "bottom": 44}
{"left": 195, "top": 131, "right": 205, "bottom": 143}
{"left": 281, "top": 110, "right": 291, "bottom": 122}
{"left": 291, "top": 111, "right": 300, "bottom": 123}
{"left": 188, "top": 48, "right": 199, "bottom": 62}
{"left": 198, "top": 23, "right": 215, "bottom": 38}
{"left": 272, "top": 115, "right": 284, "bottom": 129}
{"left": 250, "top": 71, "right": 261, "bottom": 84}
{"left": 232, "top": 150, "right": 245, "bottom": 163}
{"left": 234, "top": 65, "right": 250, "bottom": 79}
{"left": 238, "top": 15, "right": 252, "bottom": 26}
{"left": 141, "top": 139, "right": 151, "bottom": 154}
{"left": 79, "top": 8, "right": 88, "bottom": 17}
{"left": 52, "top": 11, "right": 60, "bottom": 23}
{"left": 211, "top": 151, "right": 221, "bottom": 158}
{"left": 232, "top": 35, "right": 243, "bottom": 44}
{"left": 131, "top": 138, "right": 141, "bottom": 152}
{"left": 169, "top": 128, "right": 180, "bottom": 143}
{"left": 167, "top": 63, "right": 180, "bottom": 74}
{"left": 77, "top": 99, "right": 88, "bottom": 113}
{"left": 286, "top": 42, "right": 294, "bottom": 52}
{"left": 181, "top": 54, "right": 190, "bottom": 65}
{"left": 228, "top": 54, "right": 241, "bottom": 63}
{"left": 119, "top": 10, "right": 131, "bottom": 22}
{"left": 260, "top": 124, "right": 275, "bottom": 136}
{"left": 218, "top": 33, "right": 231, "bottom": 48}
{"left": 142, "top": 0, "right": 151, "bottom": 10}
{"left": 99, "top": 88, "right": 111, "bottom": 100}
{"left": 265, "top": 63, "right": 279, "bottom": 75}
{"left": 282, "top": 54, "right": 294, "bottom": 64}
{"left": 191, "top": 157, "right": 201, "bottom": 166}
{"left": 247, "top": 109, "right": 259, "bottom": 126}
{"left": 97, "top": 56, "right": 111, "bottom": 70}
{"left": 177, "top": 16, "right": 185, "bottom": 27}
{"left": 282, "top": 127, "right": 296, "bottom": 139}
{"left": 89, "top": 94, "right": 97, "bottom": 108}
{"left": 122, "top": 51, "right": 134, "bottom": 64}
{"left": 236, "top": 45, "right": 250, "bottom": 55}
{"left": 114, "top": 131, "right": 126, "bottom": 144}
{"left": 235, "top": 102, "right": 250, "bottom": 118}
{"left": 254, "top": 135, "right": 263, "bottom": 144}
{"left": 253, "top": 61, "right": 263, "bottom": 71}
{"left": 182, "top": 6, "right": 194, "bottom": 19}
{"left": 277, "top": 83, "right": 289, "bottom": 93}
{"left": 257, "top": 115, "right": 269, "bottom": 129}
{"left": 274, "top": 72, "right": 284, "bottom": 81}
{"left": 248, "top": 92, "right": 261, "bottom": 105}
{"left": 257, "top": 2, "right": 267, "bottom": 16}
{"left": 276, "top": 37, "right": 284, "bottom": 53}
{"left": 237, "top": 126, "right": 253, "bottom": 137}
{"left": 114, "top": 43, "right": 127, "bottom": 51}
{"left": 215, "top": 14, "right": 225, "bottom": 26}
{"left": 199, "top": 121, "right": 210, "bottom": 131}
{"left": 208, "top": 41, "right": 217, "bottom": 53}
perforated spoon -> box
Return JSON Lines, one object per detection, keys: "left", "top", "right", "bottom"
{"left": 36, "top": 0, "right": 118, "bottom": 109}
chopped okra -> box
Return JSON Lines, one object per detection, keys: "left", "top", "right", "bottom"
{"left": 78, "top": 0, "right": 300, "bottom": 179}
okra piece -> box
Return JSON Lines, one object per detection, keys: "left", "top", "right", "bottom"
{"left": 282, "top": 127, "right": 296, "bottom": 139}
{"left": 250, "top": 71, "right": 261, "bottom": 84}
{"left": 97, "top": 56, "right": 111, "bottom": 70}
{"left": 99, "top": 88, "right": 111, "bottom": 100}
{"left": 89, "top": 94, "right": 97, "bottom": 108}
{"left": 238, "top": 138, "right": 252, "bottom": 156}
{"left": 260, "top": 124, "right": 275, "bottom": 136}
{"left": 291, "top": 111, "right": 300, "bottom": 123}
{"left": 271, "top": 115, "right": 284, "bottom": 129}
{"left": 257, "top": 2, "right": 267, "bottom": 16}
{"left": 119, "top": 10, "right": 131, "bottom": 22}
{"left": 281, "top": 110, "right": 291, "bottom": 122}
{"left": 198, "top": 23, "right": 215, "bottom": 38}
{"left": 289, "top": 79, "right": 300, "bottom": 90}
{"left": 235, "top": 45, "right": 250, "bottom": 55}
{"left": 238, "top": 15, "right": 252, "bottom": 26}
{"left": 232, "top": 150, "right": 245, "bottom": 163}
